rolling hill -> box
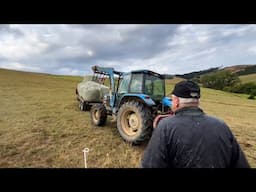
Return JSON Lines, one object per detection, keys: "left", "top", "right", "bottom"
{"left": 175, "top": 64, "right": 256, "bottom": 81}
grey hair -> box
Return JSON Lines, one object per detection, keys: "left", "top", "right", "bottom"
{"left": 179, "top": 97, "right": 199, "bottom": 104}
{"left": 172, "top": 94, "right": 199, "bottom": 106}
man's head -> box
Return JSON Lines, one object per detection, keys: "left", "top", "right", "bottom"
{"left": 171, "top": 80, "right": 200, "bottom": 112}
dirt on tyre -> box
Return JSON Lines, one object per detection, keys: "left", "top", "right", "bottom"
{"left": 90, "top": 104, "right": 107, "bottom": 126}
{"left": 117, "top": 101, "right": 153, "bottom": 145}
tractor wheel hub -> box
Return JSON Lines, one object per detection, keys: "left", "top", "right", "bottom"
{"left": 128, "top": 113, "right": 138, "bottom": 130}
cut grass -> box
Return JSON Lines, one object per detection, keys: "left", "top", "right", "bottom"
{"left": 0, "top": 69, "right": 255, "bottom": 167}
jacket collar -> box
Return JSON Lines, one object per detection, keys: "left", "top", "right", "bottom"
{"left": 174, "top": 107, "right": 204, "bottom": 116}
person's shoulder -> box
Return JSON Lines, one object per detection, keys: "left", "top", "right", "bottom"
{"left": 156, "top": 115, "right": 180, "bottom": 134}
{"left": 158, "top": 115, "right": 176, "bottom": 127}
{"left": 204, "top": 114, "right": 229, "bottom": 127}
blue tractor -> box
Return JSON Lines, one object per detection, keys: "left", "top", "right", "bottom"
{"left": 78, "top": 65, "right": 172, "bottom": 145}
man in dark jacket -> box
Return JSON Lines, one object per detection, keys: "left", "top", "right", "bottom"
{"left": 141, "top": 80, "right": 250, "bottom": 168}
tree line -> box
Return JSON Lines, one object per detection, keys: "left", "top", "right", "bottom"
{"left": 200, "top": 70, "right": 256, "bottom": 99}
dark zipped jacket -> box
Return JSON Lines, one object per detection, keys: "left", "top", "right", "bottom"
{"left": 141, "top": 107, "right": 250, "bottom": 168}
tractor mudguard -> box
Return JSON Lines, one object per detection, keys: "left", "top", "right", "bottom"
{"left": 153, "top": 112, "right": 174, "bottom": 129}
{"left": 120, "top": 93, "right": 156, "bottom": 107}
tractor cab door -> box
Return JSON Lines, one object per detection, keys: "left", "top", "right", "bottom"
{"left": 129, "top": 73, "right": 143, "bottom": 93}
{"left": 115, "top": 73, "right": 131, "bottom": 107}
{"left": 118, "top": 73, "right": 131, "bottom": 94}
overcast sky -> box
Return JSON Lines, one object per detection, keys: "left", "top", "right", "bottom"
{"left": 0, "top": 24, "right": 256, "bottom": 76}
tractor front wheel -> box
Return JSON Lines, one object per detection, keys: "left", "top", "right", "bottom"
{"left": 90, "top": 104, "right": 107, "bottom": 126}
{"left": 117, "top": 101, "right": 153, "bottom": 145}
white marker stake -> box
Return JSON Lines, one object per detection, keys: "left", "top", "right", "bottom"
{"left": 83, "top": 148, "right": 89, "bottom": 168}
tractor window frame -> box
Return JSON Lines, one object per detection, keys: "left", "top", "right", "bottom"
{"left": 144, "top": 73, "right": 165, "bottom": 99}
{"left": 118, "top": 73, "right": 131, "bottom": 94}
{"left": 129, "top": 73, "right": 144, "bottom": 93}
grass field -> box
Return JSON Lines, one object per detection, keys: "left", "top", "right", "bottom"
{"left": 239, "top": 74, "right": 256, "bottom": 84}
{"left": 0, "top": 68, "right": 255, "bottom": 168}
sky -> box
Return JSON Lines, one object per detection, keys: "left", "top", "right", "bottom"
{"left": 0, "top": 24, "right": 256, "bottom": 76}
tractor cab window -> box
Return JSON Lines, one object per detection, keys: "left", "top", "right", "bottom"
{"left": 144, "top": 74, "right": 165, "bottom": 99}
{"left": 130, "top": 73, "right": 143, "bottom": 93}
{"left": 118, "top": 74, "right": 131, "bottom": 94}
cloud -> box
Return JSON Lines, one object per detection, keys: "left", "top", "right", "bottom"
{"left": 247, "top": 46, "right": 256, "bottom": 55}
{"left": 0, "top": 24, "right": 256, "bottom": 76}
{"left": 57, "top": 67, "right": 81, "bottom": 75}
{"left": 0, "top": 61, "right": 41, "bottom": 72}
{"left": 0, "top": 33, "right": 48, "bottom": 60}
{"left": 181, "top": 48, "right": 217, "bottom": 61}
{"left": 220, "top": 25, "right": 256, "bottom": 37}
{"left": 0, "top": 25, "right": 23, "bottom": 37}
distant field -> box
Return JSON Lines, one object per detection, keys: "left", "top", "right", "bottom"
{"left": 239, "top": 74, "right": 256, "bottom": 83}
{"left": 165, "top": 77, "right": 185, "bottom": 95}
{"left": 0, "top": 69, "right": 255, "bottom": 167}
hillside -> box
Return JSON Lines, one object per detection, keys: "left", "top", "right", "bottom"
{"left": 0, "top": 68, "right": 256, "bottom": 167}
{"left": 239, "top": 74, "right": 256, "bottom": 84}
{"left": 223, "top": 65, "right": 253, "bottom": 73}
{"left": 175, "top": 64, "right": 256, "bottom": 80}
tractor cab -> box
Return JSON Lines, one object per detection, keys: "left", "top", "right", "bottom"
{"left": 118, "top": 70, "right": 165, "bottom": 97}
{"left": 116, "top": 70, "right": 170, "bottom": 113}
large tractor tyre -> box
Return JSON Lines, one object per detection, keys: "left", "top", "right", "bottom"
{"left": 117, "top": 101, "right": 153, "bottom": 145}
{"left": 90, "top": 104, "right": 107, "bottom": 126}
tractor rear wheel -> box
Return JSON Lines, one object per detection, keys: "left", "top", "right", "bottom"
{"left": 90, "top": 104, "right": 107, "bottom": 126}
{"left": 117, "top": 101, "right": 153, "bottom": 145}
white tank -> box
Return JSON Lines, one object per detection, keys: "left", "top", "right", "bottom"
{"left": 77, "top": 79, "right": 110, "bottom": 102}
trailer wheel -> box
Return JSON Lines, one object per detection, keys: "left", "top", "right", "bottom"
{"left": 117, "top": 101, "right": 153, "bottom": 145}
{"left": 84, "top": 102, "right": 91, "bottom": 111}
{"left": 79, "top": 101, "right": 91, "bottom": 111}
{"left": 79, "top": 101, "right": 85, "bottom": 111}
{"left": 90, "top": 104, "right": 107, "bottom": 126}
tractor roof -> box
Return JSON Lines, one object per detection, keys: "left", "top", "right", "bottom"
{"left": 128, "top": 69, "right": 165, "bottom": 79}
{"left": 91, "top": 65, "right": 164, "bottom": 79}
